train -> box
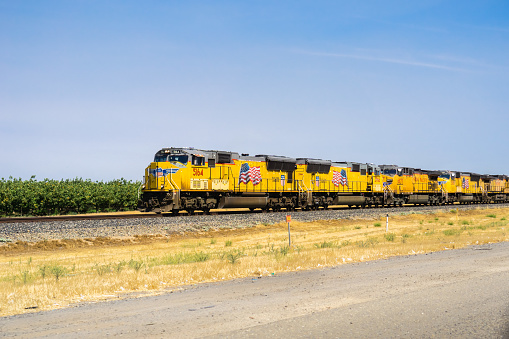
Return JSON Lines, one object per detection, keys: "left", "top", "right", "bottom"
{"left": 138, "top": 147, "right": 509, "bottom": 214}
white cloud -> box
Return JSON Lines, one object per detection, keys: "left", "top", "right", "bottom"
{"left": 295, "top": 50, "right": 471, "bottom": 72}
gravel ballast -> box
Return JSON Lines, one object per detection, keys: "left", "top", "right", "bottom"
{"left": 1, "top": 204, "right": 508, "bottom": 243}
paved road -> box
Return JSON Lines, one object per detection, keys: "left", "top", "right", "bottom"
{"left": 2, "top": 243, "right": 509, "bottom": 338}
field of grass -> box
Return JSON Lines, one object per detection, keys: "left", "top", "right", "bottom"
{"left": 1, "top": 207, "right": 508, "bottom": 316}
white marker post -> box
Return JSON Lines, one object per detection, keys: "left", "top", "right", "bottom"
{"left": 386, "top": 214, "right": 389, "bottom": 232}
{"left": 286, "top": 215, "right": 292, "bottom": 246}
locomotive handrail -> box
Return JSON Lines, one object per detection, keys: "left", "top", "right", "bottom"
{"left": 440, "top": 184, "right": 448, "bottom": 200}
{"left": 299, "top": 180, "right": 309, "bottom": 192}
{"left": 167, "top": 170, "right": 180, "bottom": 191}
{"left": 165, "top": 175, "right": 175, "bottom": 190}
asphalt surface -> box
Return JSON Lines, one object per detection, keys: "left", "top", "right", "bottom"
{"left": 1, "top": 242, "right": 509, "bottom": 338}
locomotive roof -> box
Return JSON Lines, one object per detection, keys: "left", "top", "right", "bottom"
{"left": 154, "top": 148, "right": 506, "bottom": 177}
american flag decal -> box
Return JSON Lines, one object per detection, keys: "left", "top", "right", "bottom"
{"left": 332, "top": 171, "right": 340, "bottom": 187}
{"left": 332, "top": 169, "right": 348, "bottom": 187}
{"left": 462, "top": 177, "right": 469, "bottom": 189}
{"left": 239, "top": 163, "right": 261, "bottom": 186}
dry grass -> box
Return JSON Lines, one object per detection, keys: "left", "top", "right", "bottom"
{"left": 1, "top": 207, "right": 508, "bottom": 316}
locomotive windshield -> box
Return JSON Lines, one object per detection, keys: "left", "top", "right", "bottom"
{"left": 154, "top": 154, "right": 189, "bottom": 164}
{"left": 383, "top": 168, "right": 397, "bottom": 176}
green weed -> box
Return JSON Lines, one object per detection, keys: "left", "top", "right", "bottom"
{"left": 357, "top": 237, "right": 378, "bottom": 248}
{"left": 443, "top": 229, "right": 461, "bottom": 236}
{"left": 128, "top": 259, "right": 144, "bottom": 272}
{"left": 50, "top": 265, "right": 67, "bottom": 281}
{"left": 224, "top": 250, "right": 243, "bottom": 264}
{"left": 314, "top": 241, "right": 335, "bottom": 249}
{"left": 94, "top": 263, "right": 112, "bottom": 276}
{"left": 384, "top": 233, "right": 396, "bottom": 242}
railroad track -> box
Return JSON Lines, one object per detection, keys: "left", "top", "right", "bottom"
{"left": 0, "top": 213, "right": 163, "bottom": 224}
{"left": 2, "top": 203, "right": 509, "bottom": 244}
{"left": 2, "top": 202, "right": 509, "bottom": 224}
{"left": 0, "top": 208, "right": 265, "bottom": 224}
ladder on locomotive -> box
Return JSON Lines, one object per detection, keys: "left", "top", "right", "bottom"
{"left": 383, "top": 184, "right": 394, "bottom": 201}
{"left": 440, "top": 184, "right": 448, "bottom": 200}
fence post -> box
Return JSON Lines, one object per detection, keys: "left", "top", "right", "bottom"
{"left": 286, "top": 215, "right": 292, "bottom": 246}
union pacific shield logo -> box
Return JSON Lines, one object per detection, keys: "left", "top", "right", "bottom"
{"left": 281, "top": 174, "right": 285, "bottom": 186}
{"left": 316, "top": 176, "right": 320, "bottom": 187}
{"left": 149, "top": 168, "right": 179, "bottom": 178}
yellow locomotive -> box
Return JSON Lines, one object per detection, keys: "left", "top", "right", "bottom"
{"left": 139, "top": 147, "right": 508, "bottom": 214}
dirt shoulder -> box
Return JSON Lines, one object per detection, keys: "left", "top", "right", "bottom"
{"left": 1, "top": 242, "right": 508, "bottom": 338}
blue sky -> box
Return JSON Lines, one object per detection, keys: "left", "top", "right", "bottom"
{"left": 1, "top": 1, "right": 508, "bottom": 181}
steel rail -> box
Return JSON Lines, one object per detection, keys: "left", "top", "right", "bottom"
{"left": 2, "top": 202, "right": 509, "bottom": 224}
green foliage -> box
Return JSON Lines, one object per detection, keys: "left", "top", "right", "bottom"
{"left": 153, "top": 252, "right": 210, "bottom": 266}
{"left": 20, "top": 270, "right": 31, "bottom": 284}
{"left": 49, "top": 265, "right": 67, "bottom": 281}
{"left": 356, "top": 237, "right": 378, "bottom": 248}
{"left": 94, "top": 263, "right": 112, "bottom": 276}
{"left": 39, "top": 265, "right": 48, "bottom": 279}
{"left": 384, "top": 233, "right": 396, "bottom": 242}
{"left": 277, "top": 245, "right": 290, "bottom": 256}
{"left": 225, "top": 240, "right": 233, "bottom": 247}
{"left": 314, "top": 241, "right": 335, "bottom": 249}
{"left": 115, "top": 261, "right": 127, "bottom": 273}
{"left": 486, "top": 214, "right": 497, "bottom": 218}
{"left": 373, "top": 222, "right": 381, "bottom": 227}
{"left": 193, "top": 252, "right": 210, "bottom": 262}
{"left": 128, "top": 259, "right": 144, "bottom": 271}
{"left": 225, "top": 250, "right": 243, "bottom": 264}
{"left": 443, "top": 229, "right": 462, "bottom": 236}
{"left": 0, "top": 177, "right": 141, "bottom": 216}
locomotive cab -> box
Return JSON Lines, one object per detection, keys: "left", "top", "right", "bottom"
{"left": 140, "top": 148, "right": 194, "bottom": 212}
